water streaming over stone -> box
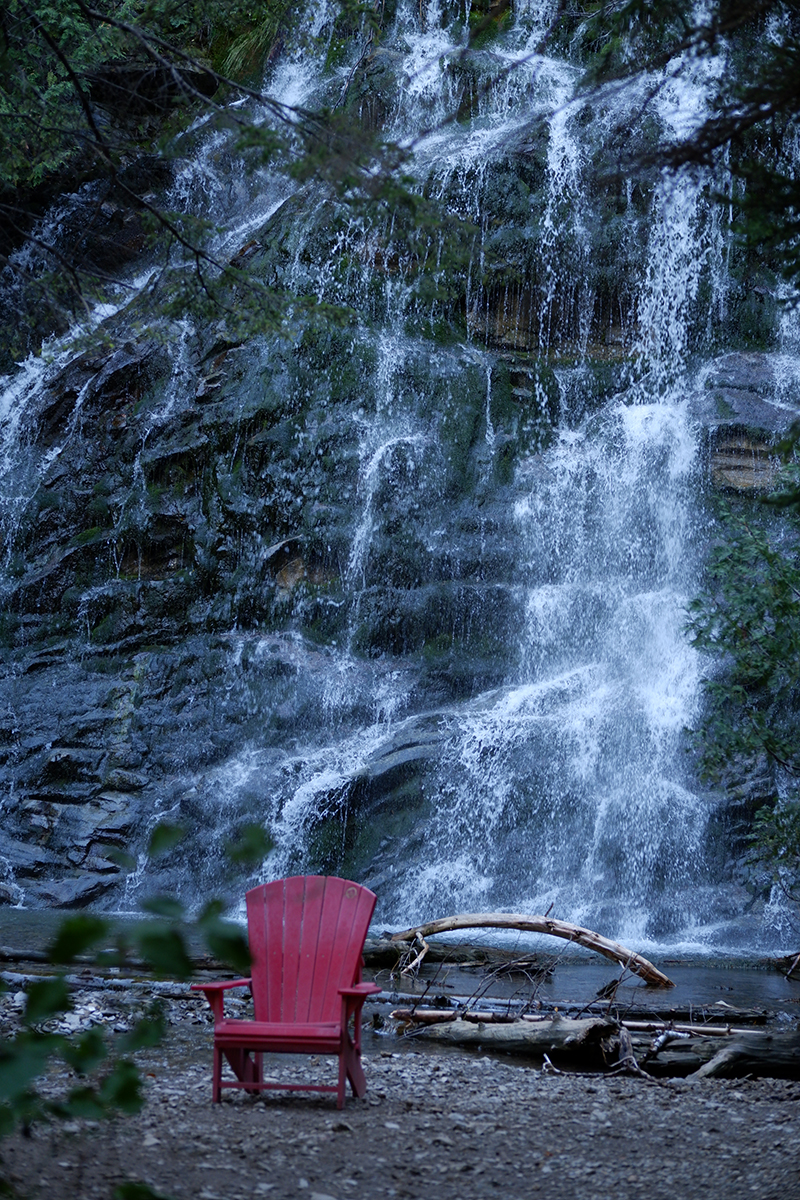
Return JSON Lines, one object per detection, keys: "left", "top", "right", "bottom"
{"left": 0, "top": 2, "right": 797, "bottom": 949}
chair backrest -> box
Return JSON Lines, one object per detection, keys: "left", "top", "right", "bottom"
{"left": 245, "top": 875, "right": 377, "bottom": 1024}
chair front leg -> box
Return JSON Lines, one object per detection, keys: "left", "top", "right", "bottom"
{"left": 336, "top": 1048, "right": 348, "bottom": 1110}
{"left": 342, "top": 994, "right": 365, "bottom": 1048}
{"left": 340, "top": 995, "right": 369, "bottom": 1100}
{"left": 343, "top": 1038, "right": 368, "bottom": 1100}
{"left": 212, "top": 1044, "right": 222, "bottom": 1103}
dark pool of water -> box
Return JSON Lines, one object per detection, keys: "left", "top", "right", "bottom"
{"left": 371, "top": 954, "right": 800, "bottom": 1017}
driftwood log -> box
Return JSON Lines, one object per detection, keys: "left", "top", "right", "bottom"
{"left": 414, "top": 1015, "right": 618, "bottom": 1063}
{"left": 391, "top": 1009, "right": 763, "bottom": 1038}
{"left": 774, "top": 950, "right": 800, "bottom": 980}
{"left": 390, "top": 914, "right": 674, "bottom": 987}
{"left": 374, "top": 988, "right": 768, "bottom": 1026}
{"left": 408, "top": 1015, "right": 800, "bottom": 1079}
{"left": 364, "top": 937, "right": 553, "bottom": 971}
{"left": 690, "top": 1031, "right": 800, "bottom": 1079}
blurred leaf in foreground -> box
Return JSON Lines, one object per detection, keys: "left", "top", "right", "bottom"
{"left": 47, "top": 914, "right": 110, "bottom": 964}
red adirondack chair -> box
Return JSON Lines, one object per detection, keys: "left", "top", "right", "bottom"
{"left": 191, "top": 875, "right": 381, "bottom": 1108}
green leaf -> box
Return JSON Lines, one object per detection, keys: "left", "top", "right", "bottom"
{"left": 114, "top": 1182, "right": 175, "bottom": 1200}
{"left": 46, "top": 914, "right": 110, "bottom": 964}
{"left": 61, "top": 1085, "right": 107, "bottom": 1120}
{"left": 24, "top": 977, "right": 71, "bottom": 1024}
{"left": 200, "top": 920, "right": 251, "bottom": 974}
{"left": 98, "top": 1059, "right": 143, "bottom": 1113}
{"left": 147, "top": 823, "right": 187, "bottom": 858}
{"left": 61, "top": 1027, "right": 107, "bottom": 1076}
{"left": 140, "top": 895, "right": 186, "bottom": 920}
{"left": 225, "top": 822, "right": 274, "bottom": 866}
{"left": 197, "top": 898, "right": 225, "bottom": 922}
{"left": 136, "top": 925, "right": 193, "bottom": 980}
{"left": 0, "top": 1037, "right": 56, "bottom": 1102}
{"left": 117, "top": 1007, "right": 167, "bottom": 1054}
{"left": 0, "top": 1103, "right": 15, "bottom": 1139}
{"left": 196, "top": 900, "right": 251, "bottom": 972}
{"left": 59, "top": 1059, "right": 142, "bottom": 1117}
{"left": 107, "top": 848, "right": 138, "bottom": 871}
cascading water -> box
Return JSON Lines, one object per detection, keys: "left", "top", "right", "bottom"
{"left": 0, "top": 2, "right": 796, "bottom": 948}
{"left": 260, "top": 3, "right": 728, "bottom": 945}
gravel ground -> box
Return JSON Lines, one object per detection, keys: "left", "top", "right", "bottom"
{"left": 1, "top": 998, "right": 799, "bottom": 1200}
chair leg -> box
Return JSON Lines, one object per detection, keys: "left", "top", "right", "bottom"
{"left": 243, "top": 1050, "right": 261, "bottom": 1095}
{"left": 344, "top": 1040, "right": 368, "bottom": 1100}
{"left": 212, "top": 1044, "right": 222, "bottom": 1104}
{"left": 224, "top": 1048, "right": 262, "bottom": 1094}
{"left": 337, "top": 1049, "right": 348, "bottom": 1109}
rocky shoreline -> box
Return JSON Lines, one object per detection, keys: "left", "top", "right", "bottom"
{"left": 1, "top": 954, "right": 799, "bottom": 1200}
{"left": 2, "top": 991, "right": 799, "bottom": 1200}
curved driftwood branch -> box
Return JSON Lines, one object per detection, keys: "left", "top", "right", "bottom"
{"left": 390, "top": 913, "right": 674, "bottom": 988}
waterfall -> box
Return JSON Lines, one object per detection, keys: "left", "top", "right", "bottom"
{"left": 253, "top": 4, "right": 728, "bottom": 946}
{"left": 0, "top": 2, "right": 793, "bottom": 948}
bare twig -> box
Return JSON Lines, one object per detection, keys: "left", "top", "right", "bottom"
{"left": 607, "top": 1026, "right": 658, "bottom": 1082}
{"left": 403, "top": 932, "right": 430, "bottom": 975}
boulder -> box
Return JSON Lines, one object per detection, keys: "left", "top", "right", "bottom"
{"left": 36, "top": 872, "right": 120, "bottom": 907}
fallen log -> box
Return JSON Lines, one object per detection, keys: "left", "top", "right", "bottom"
{"left": 772, "top": 950, "right": 800, "bottom": 980}
{"left": 387, "top": 996, "right": 800, "bottom": 1078}
{"left": 413, "top": 1015, "right": 618, "bottom": 1063}
{"left": 372, "top": 990, "right": 769, "bottom": 1027}
{"left": 691, "top": 1044, "right": 743, "bottom": 1079}
{"left": 621, "top": 1019, "right": 753, "bottom": 1037}
{"left": 390, "top": 1009, "right": 758, "bottom": 1036}
{"left": 390, "top": 1007, "right": 527, "bottom": 1025}
{"left": 364, "top": 938, "right": 553, "bottom": 969}
{"left": 690, "top": 1030, "right": 800, "bottom": 1080}
{"left": 625, "top": 1037, "right": 746, "bottom": 1076}
{"left": 390, "top": 1007, "right": 457, "bottom": 1024}
{"left": 0, "top": 969, "right": 198, "bottom": 1001}
{"left": 618, "top": 1002, "right": 768, "bottom": 1025}
{"left": 390, "top": 914, "right": 674, "bottom": 987}
{"left": 413, "top": 1017, "right": 800, "bottom": 1078}
{"left": 608, "top": 1025, "right": 655, "bottom": 1080}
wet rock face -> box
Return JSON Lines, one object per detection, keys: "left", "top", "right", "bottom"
{"left": 1, "top": 279, "right": 798, "bottom": 908}
{"left": 0, "top": 310, "right": 564, "bottom": 903}
{"left": 0, "top": 660, "right": 148, "bottom": 907}
{"left": 0, "top": 164, "right": 174, "bottom": 373}
{"left": 691, "top": 352, "right": 800, "bottom": 492}
{"left": 708, "top": 434, "right": 780, "bottom": 493}
{"left": 0, "top": 633, "right": 322, "bottom": 905}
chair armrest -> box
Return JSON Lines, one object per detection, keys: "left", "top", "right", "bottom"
{"left": 339, "top": 983, "right": 382, "bottom": 1021}
{"left": 339, "top": 983, "right": 381, "bottom": 1050}
{"left": 190, "top": 978, "right": 252, "bottom": 1023}
{"left": 190, "top": 978, "right": 252, "bottom": 993}
{"left": 339, "top": 983, "right": 382, "bottom": 998}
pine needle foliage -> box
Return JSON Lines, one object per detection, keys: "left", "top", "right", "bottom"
{"left": 687, "top": 493, "right": 800, "bottom": 901}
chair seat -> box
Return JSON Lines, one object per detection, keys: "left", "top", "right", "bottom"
{"left": 214, "top": 1018, "right": 343, "bottom": 1052}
